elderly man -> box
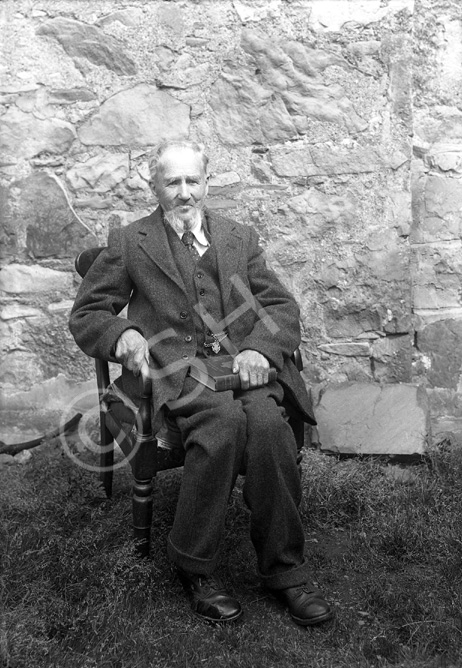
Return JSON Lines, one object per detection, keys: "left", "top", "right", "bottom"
{"left": 69, "top": 139, "right": 333, "bottom": 626}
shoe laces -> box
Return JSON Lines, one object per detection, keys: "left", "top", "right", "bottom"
{"left": 291, "top": 585, "right": 321, "bottom": 600}
{"left": 197, "top": 573, "right": 225, "bottom": 593}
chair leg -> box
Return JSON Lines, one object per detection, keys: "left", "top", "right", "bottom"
{"left": 99, "top": 412, "right": 114, "bottom": 498}
{"left": 132, "top": 476, "right": 154, "bottom": 558}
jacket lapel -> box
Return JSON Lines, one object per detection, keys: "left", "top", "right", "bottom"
{"left": 207, "top": 211, "right": 244, "bottom": 306}
{"left": 138, "top": 207, "right": 186, "bottom": 293}
{"left": 138, "top": 207, "right": 244, "bottom": 303}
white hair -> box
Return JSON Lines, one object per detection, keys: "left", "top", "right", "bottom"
{"left": 147, "top": 139, "right": 209, "bottom": 183}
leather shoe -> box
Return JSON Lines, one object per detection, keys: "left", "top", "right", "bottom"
{"left": 274, "top": 585, "right": 333, "bottom": 626}
{"left": 177, "top": 569, "right": 243, "bottom": 623}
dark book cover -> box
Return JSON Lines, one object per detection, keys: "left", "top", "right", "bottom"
{"left": 188, "top": 355, "right": 277, "bottom": 391}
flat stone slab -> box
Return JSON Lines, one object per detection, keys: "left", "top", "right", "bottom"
{"left": 314, "top": 382, "right": 430, "bottom": 455}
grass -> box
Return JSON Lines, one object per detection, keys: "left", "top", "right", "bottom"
{"left": 1, "top": 433, "right": 461, "bottom": 668}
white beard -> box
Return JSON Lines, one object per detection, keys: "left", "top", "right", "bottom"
{"left": 163, "top": 207, "right": 203, "bottom": 234}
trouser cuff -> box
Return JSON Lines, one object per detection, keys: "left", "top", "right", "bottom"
{"left": 167, "top": 535, "right": 218, "bottom": 575}
{"left": 259, "top": 558, "right": 313, "bottom": 591}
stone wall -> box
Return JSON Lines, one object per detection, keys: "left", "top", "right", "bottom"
{"left": 0, "top": 0, "right": 460, "bottom": 451}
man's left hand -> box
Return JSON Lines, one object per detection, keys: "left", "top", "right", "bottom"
{"left": 232, "top": 350, "right": 270, "bottom": 390}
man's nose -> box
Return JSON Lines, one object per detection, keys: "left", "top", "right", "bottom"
{"left": 178, "top": 181, "right": 191, "bottom": 200}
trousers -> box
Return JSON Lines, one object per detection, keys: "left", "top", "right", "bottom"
{"left": 165, "top": 375, "right": 312, "bottom": 590}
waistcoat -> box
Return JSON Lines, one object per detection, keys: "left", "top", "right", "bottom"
{"left": 165, "top": 223, "right": 227, "bottom": 357}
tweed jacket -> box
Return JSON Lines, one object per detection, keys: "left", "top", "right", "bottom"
{"left": 69, "top": 207, "right": 316, "bottom": 431}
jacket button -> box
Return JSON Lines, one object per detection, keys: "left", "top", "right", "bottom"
{"left": 184, "top": 335, "right": 192, "bottom": 342}
{"left": 182, "top": 354, "right": 189, "bottom": 360}
{"left": 199, "top": 289, "right": 205, "bottom": 296}
{"left": 196, "top": 272, "right": 203, "bottom": 279}
{"left": 180, "top": 311, "right": 187, "bottom": 319}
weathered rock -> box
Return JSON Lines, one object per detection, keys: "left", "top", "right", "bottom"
{"left": 270, "top": 145, "right": 383, "bottom": 177}
{"left": 96, "top": 8, "right": 144, "bottom": 28}
{"left": 233, "top": 0, "right": 276, "bottom": 23}
{"left": 0, "top": 454, "right": 15, "bottom": 467}
{"left": 318, "top": 342, "right": 371, "bottom": 357}
{"left": 356, "top": 231, "right": 409, "bottom": 283}
{"left": 308, "top": 0, "right": 412, "bottom": 32}
{"left": 156, "top": 58, "right": 210, "bottom": 89}
{"left": 14, "top": 449, "right": 33, "bottom": 464}
{"left": 1, "top": 172, "right": 97, "bottom": 258}
{"left": 30, "top": 154, "right": 66, "bottom": 168}
{"left": 157, "top": 3, "right": 185, "bottom": 35}
{"left": 209, "top": 29, "right": 367, "bottom": 146}
{"left": 270, "top": 147, "right": 318, "bottom": 177}
{"left": 36, "top": 18, "right": 137, "bottom": 75}
{"left": 315, "top": 382, "right": 430, "bottom": 455}
{"left": 79, "top": 84, "right": 190, "bottom": 146}
{"left": 210, "top": 64, "right": 296, "bottom": 146}
{"left": 311, "top": 146, "right": 383, "bottom": 175}
{"left": 0, "top": 107, "right": 76, "bottom": 161}
{"left": 412, "top": 175, "right": 462, "bottom": 243}
{"left": 206, "top": 198, "right": 239, "bottom": 210}
{"left": 209, "top": 172, "right": 241, "bottom": 188}
{"left": 0, "top": 350, "right": 44, "bottom": 387}
{"left": 371, "top": 335, "right": 413, "bottom": 382}
{"left": 286, "top": 188, "right": 356, "bottom": 236}
{"left": 417, "top": 319, "right": 462, "bottom": 389}
{"left": 0, "top": 265, "right": 73, "bottom": 294}
{"left": 47, "top": 300, "right": 74, "bottom": 313}
{"left": 251, "top": 159, "right": 272, "bottom": 182}
{"left": 74, "top": 196, "right": 112, "bottom": 209}
{"left": 0, "top": 305, "right": 42, "bottom": 320}
{"left": 48, "top": 87, "right": 97, "bottom": 103}
{"left": 323, "top": 303, "right": 383, "bottom": 339}
{"left": 382, "top": 33, "right": 413, "bottom": 121}
{"left": 412, "top": 243, "right": 462, "bottom": 310}
{"left": 126, "top": 175, "right": 149, "bottom": 191}
{"left": 0, "top": 376, "right": 99, "bottom": 419}
{"left": 66, "top": 153, "right": 129, "bottom": 192}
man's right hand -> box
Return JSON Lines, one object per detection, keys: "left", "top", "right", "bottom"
{"left": 115, "top": 328, "right": 150, "bottom": 377}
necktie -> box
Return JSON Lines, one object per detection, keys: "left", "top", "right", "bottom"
{"left": 181, "top": 231, "right": 200, "bottom": 260}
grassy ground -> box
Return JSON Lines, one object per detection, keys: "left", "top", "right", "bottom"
{"left": 1, "top": 433, "right": 461, "bottom": 668}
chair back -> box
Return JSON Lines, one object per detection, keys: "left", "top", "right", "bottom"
{"left": 75, "top": 247, "right": 105, "bottom": 278}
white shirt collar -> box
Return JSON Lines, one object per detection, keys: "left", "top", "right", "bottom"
{"left": 175, "top": 214, "right": 209, "bottom": 248}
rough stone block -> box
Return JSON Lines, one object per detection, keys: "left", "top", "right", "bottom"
{"left": 314, "top": 382, "right": 430, "bottom": 455}
{"left": 0, "top": 304, "right": 42, "bottom": 320}
{"left": 36, "top": 17, "right": 137, "bottom": 75}
{"left": 2, "top": 172, "right": 97, "bottom": 259}
{"left": 318, "top": 343, "right": 371, "bottom": 357}
{"left": 418, "top": 319, "right": 462, "bottom": 389}
{"left": 0, "top": 264, "right": 73, "bottom": 294}
{"left": 0, "top": 107, "right": 76, "bottom": 161}
{"left": 79, "top": 85, "right": 190, "bottom": 147}
{"left": 209, "top": 28, "right": 367, "bottom": 146}
{"left": 309, "top": 0, "right": 412, "bottom": 32}
{"left": 0, "top": 454, "right": 15, "bottom": 467}
{"left": 66, "top": 153, "right": 129, "bottom": 192}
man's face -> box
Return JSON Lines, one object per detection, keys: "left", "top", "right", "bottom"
{"left": 153, "top": 147, "right": 208, "bottom": 230}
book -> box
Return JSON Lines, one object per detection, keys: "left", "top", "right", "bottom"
{"left": 188, "top": 354, "right": 277, "bottom": 391}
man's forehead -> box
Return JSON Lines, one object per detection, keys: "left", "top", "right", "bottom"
{"left": 159, "top": 147, "right": 204, "bottom": 175}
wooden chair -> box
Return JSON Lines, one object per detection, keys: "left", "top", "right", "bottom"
{"left": 75, "top": 247, "right": 306, "bottom": 558}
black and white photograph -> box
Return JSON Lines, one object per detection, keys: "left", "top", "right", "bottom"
{"left": 0, "top": 1, "right": 461, "bottom": 666}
